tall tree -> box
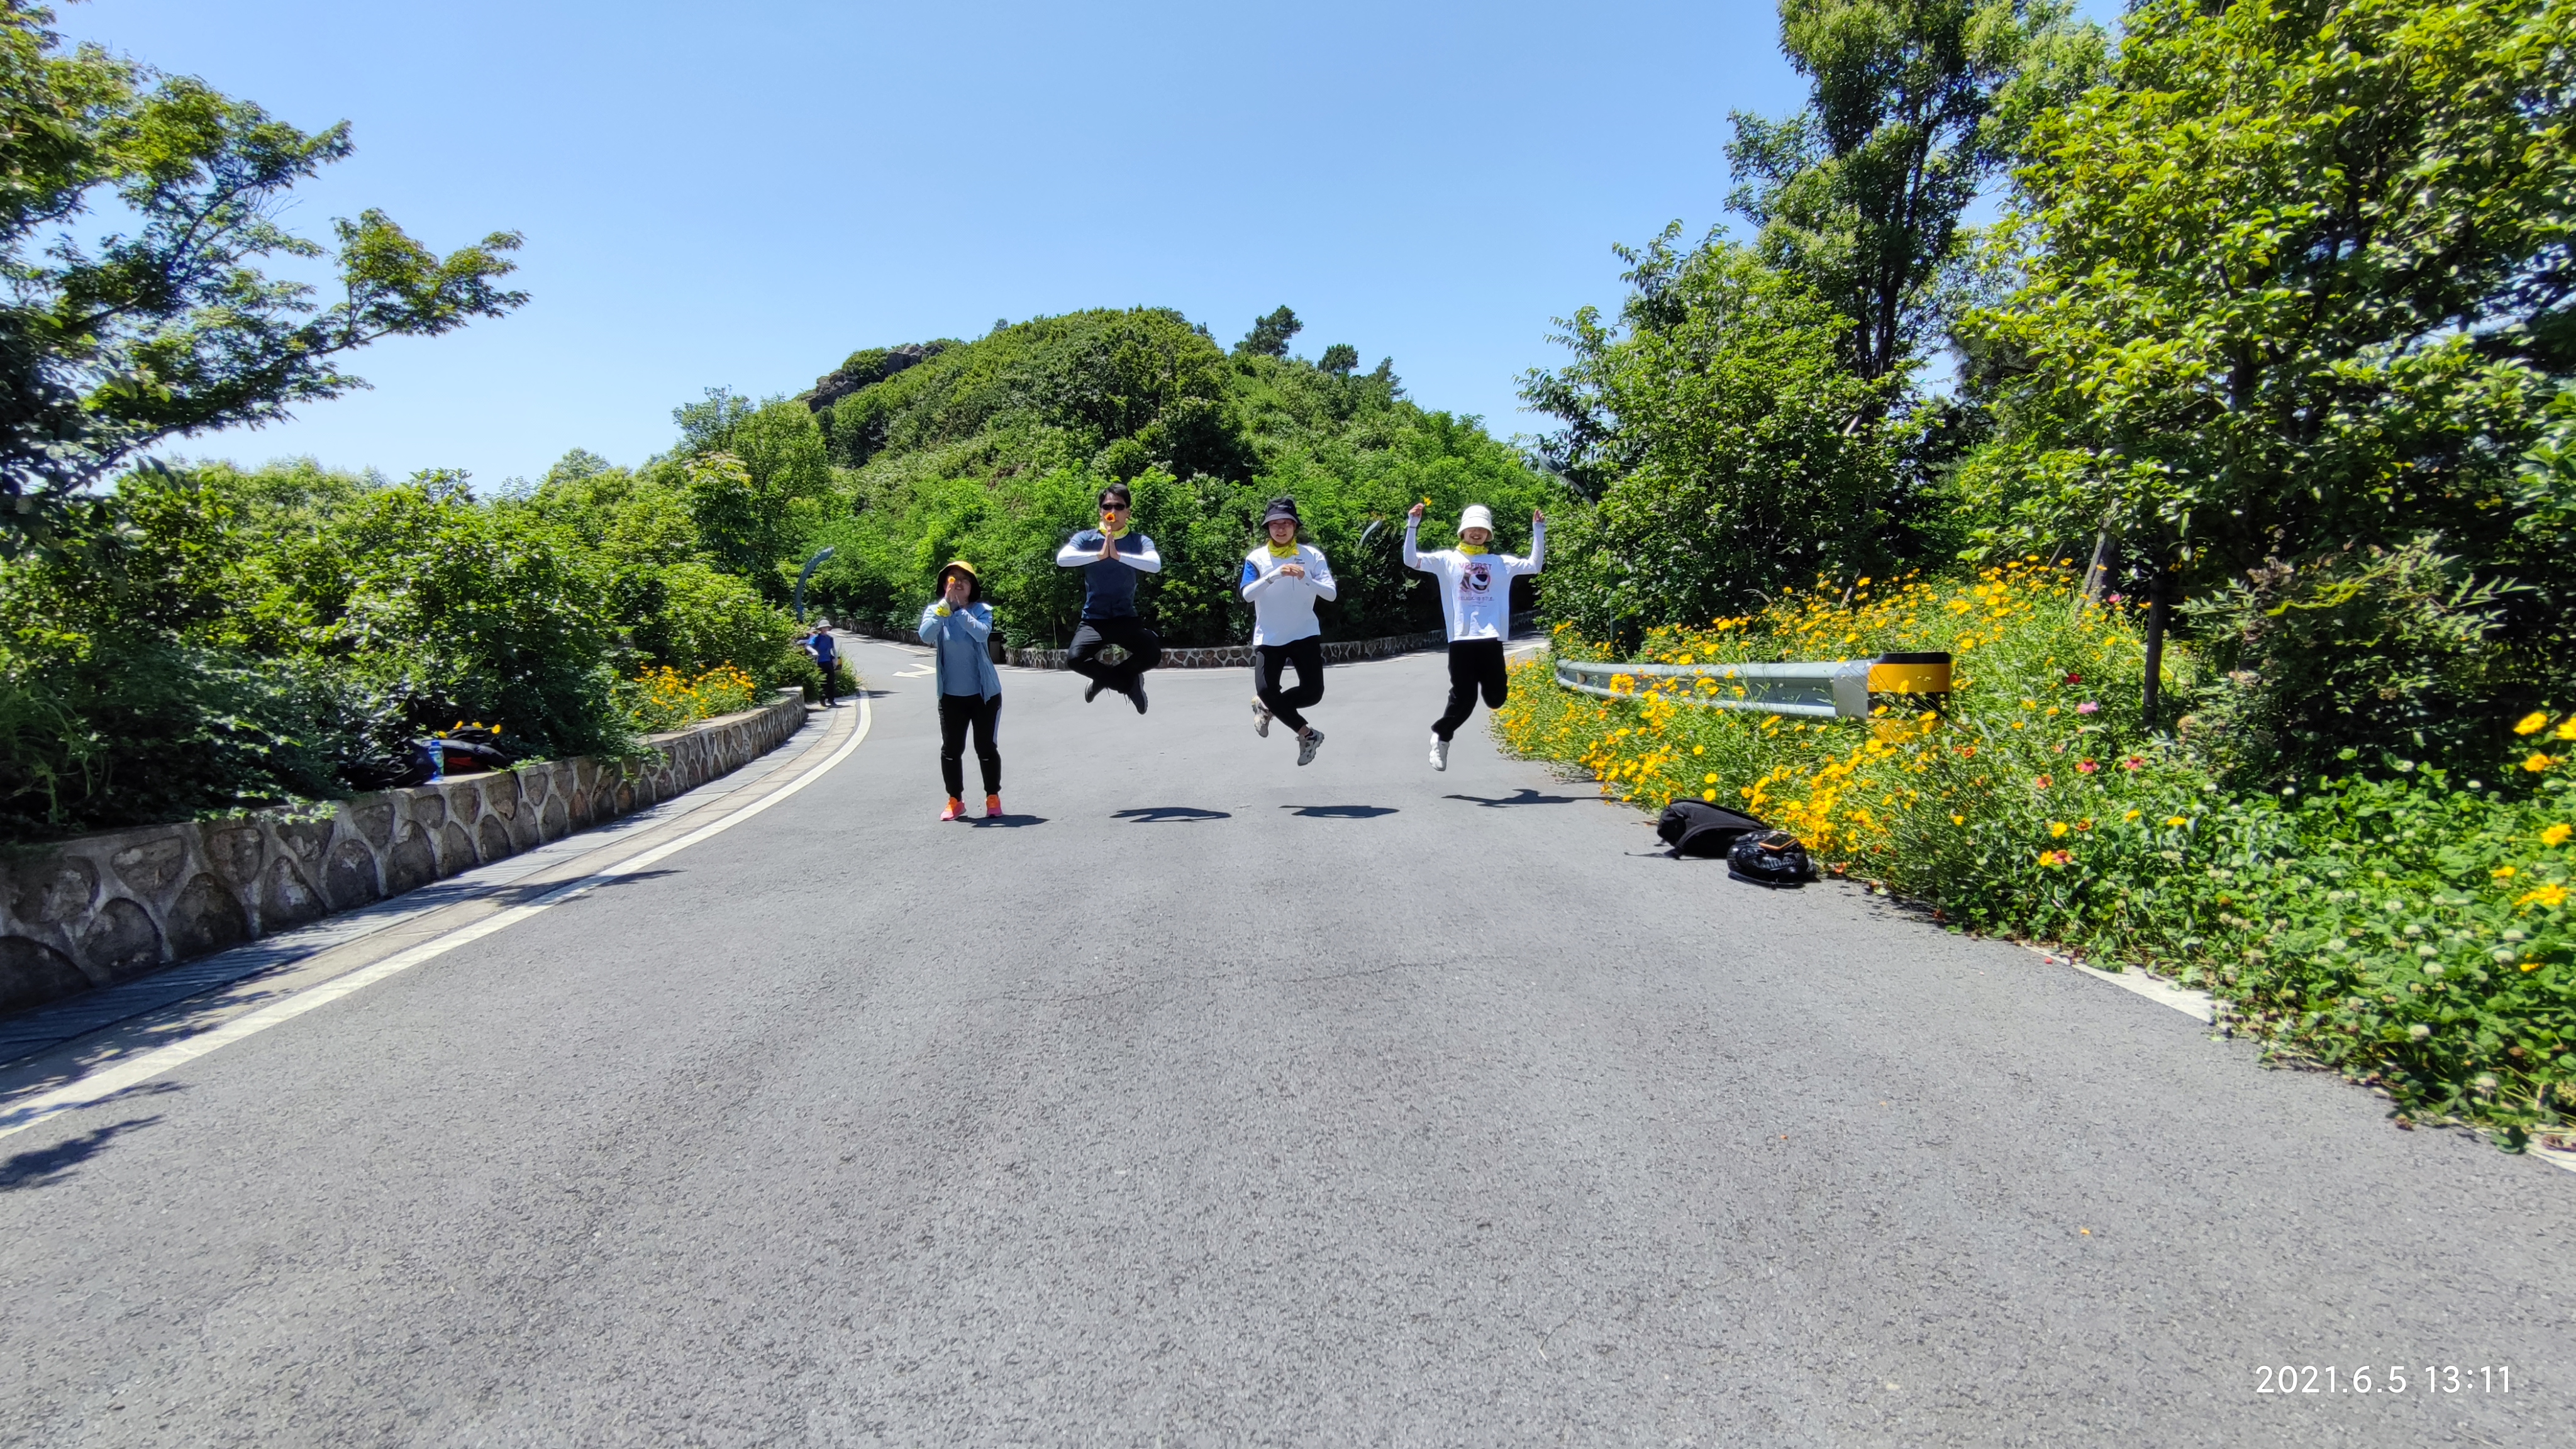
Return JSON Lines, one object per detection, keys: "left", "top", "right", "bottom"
{"left": 0, "top": 3, "right": 525, "bottom": 550}
{"left": 1235, "top": 306, "right": 1302, "bottom": 358}
{"left": 1726, "top": 0, "right": 2102, "bottom": 380}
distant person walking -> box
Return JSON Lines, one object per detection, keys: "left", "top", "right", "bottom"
{"left": 802, "top": 623, "right": 841, "bottom": 706}
{"left": 918, "top": 561, "right": 1004, "bottom": 821}
{"left": 1240, "top": 496, "right": 1335, "bottom": 767}
{"left": 1055, "top": 482, "right": 1163, "bottom": 714}
{"left": 1404, "top": 501, "right": 1545, "bottom": 771}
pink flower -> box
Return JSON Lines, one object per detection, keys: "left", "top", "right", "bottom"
{"left": 2076, "top": 701, "right": 2099, "bottom": 714}
{"left": 2122, "top": 756, "right": 2144, "bottom": 771}
{"left": 2077, "top": 760, "right": 2098, "bottom": 774}
{"left": 2034, "top": 774, "right": 2053, "bottom": 790}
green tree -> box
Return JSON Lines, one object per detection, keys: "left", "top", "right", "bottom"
{"left": 0, "top": 3, "right": 525, "bottom": 548}
{"left": 1235, "top": 306, "right": 1302, "bottom": 358}
{"left": 1957, "top": 0, "right": 2576, "bottom": 738}
{"left": 1523, "top": 233, "right": 1900, "bottom": 640}
{"left": 1726, "top": 0, "right": 2104, "bottom": 380}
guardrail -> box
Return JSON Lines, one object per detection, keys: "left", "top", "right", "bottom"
{"left": 1553, "top": 652, "right": 1951, "bottom": 719}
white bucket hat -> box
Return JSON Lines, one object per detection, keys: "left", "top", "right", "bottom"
{"left": 1457, "top": 504, "right": 1495, "bottom": 536}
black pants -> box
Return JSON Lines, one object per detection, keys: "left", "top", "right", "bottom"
{"left": 1067, "top": 615, "right": 1162, "bottom": 693}
{"left": 938, "top": 692, "right": 1002, "bottom": 798}
{"left": 1253, "top": 636, "right": 1325, "bottom": 732}
{"left": 814, "top": 653, "right": 840, "bottom": 703}
{"left": 1433, "top": 638, "right": 1509, "bottom": 740}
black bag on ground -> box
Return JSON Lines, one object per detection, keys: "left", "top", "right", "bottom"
{"left": 1656, "top": 801, "right": 1768, "bottom": 858}
{"left": 1728, "top": 829, "right": 1813, "bottom": 887}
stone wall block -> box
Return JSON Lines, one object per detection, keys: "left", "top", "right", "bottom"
{"left": 539, "top": 792, "right": 571, "bottom": 842}
{"left": 257, "top": 856, "right": 327, "bottom": 934}
{"left": 383, "top": 825, "right": 436, "bottom": 896}
{"left": 274, "top": 819, "right": 333, "bottom": 871}
{"left": 0, "top": 936, "right": 90, "bottom": 1014}
{"left": 439, "top": 821, "right": 477, "bottom": 873}
{"left": 166, "top": 874, "right": 251, "bottom": 961}
{"left": 324, "top": 840, "right": 382, "bottom": 911}
{"left": 78, "top": 898, "right": 162, "bottom": 985}
{"left": 347, "top": 798, "right": 396, "bottom": 851}
{"left": 204, "top": 825, "right": 265, "bottom": 892}
{"left": 10, "top": 856, "right": 96, "bottom": 926}
{"left": 475, "top": 815, "right": 511, "bottom": 865}
{"left": 110, "top": 836, "right": 188, "bottom": 901}
{"left": 413, "top": 792, "right": 448, "bottom": 831}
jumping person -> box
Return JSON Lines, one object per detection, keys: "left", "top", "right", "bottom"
{"left": 1240, "top": 496, "right": 1335, "bottom": 766}
{"left": 802, "top": 623, "right": 841, "bottom": 705}
{"left": 1055, "top": 482, "right": 1163, "bottom": 713}
{"left": 918, "top": 560, "right": 1004, "bottom": 821}
{"left": 1404, "top": 500, "right": 1545, "bottom": 771}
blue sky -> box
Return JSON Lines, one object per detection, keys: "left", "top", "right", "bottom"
{"left": 52, "top": 1, "right": 2088, "bottom": 487}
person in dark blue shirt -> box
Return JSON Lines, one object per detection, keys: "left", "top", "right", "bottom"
{"left": 1053, "top": 482, "right": 1163, "bottom": 713}
{"left": 801, "top": 624, "right": 841, "bottom": 704}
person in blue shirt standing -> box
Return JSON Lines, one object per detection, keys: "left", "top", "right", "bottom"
{"left": 1054, "top": 482, "right": 1163, "bottom": 714}
{"left": 918, "top": 560, "right": 1005, "bottom": 821}
{"left": 802, "top": 624, "right": 841, "bottom": 705}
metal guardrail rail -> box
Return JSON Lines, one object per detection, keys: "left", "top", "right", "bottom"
{"left": 1553, "top": 653, "right": 1951, "bottom": 719}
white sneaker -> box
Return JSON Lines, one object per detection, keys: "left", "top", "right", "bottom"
{"left": 1296, "top": 727, "right": 1324, "bottom": 767}
{"left": 1428, "top": 735, "right": 1450, "bottom": 771}
{"left": 1252, "top": 697, "right": 1272, "bottom": 738}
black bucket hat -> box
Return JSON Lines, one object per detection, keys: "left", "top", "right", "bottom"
{"left": 1262, "top": 496, "right": 1300, "bottom": 526}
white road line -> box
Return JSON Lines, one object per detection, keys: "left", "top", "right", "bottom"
{"left": 0, "top": 696, "right": 873, "bottom": 1143}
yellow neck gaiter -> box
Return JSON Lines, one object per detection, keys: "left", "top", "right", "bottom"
{"left": 1266, "top": 540, "right": 1298, "bottom": 558}
{"left": 1099, "top": 518, "right": 1129, "bottom": 540}
{"left": 1458, "top": 542, "right": 1490, "bottom": 556}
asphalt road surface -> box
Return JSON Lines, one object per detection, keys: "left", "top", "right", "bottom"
{"left": 2, "top": 638, "right": 2569, "bottom": 1447}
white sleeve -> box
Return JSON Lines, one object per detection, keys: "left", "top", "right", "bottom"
{"left": 1516, "top": 518, "right": 1546, "bottom": 575}
{"left": 1122, "top": 536, "right": 1162, "bottom": 573}
{"left": 1055, "top": 535, "right": 1094, "bottom": 568}
{"left": 1306, "top": 548, "right": 1337, "bottom": 601}
{"left": 1401, "top": 518, "right": 1424, "bottom": 570}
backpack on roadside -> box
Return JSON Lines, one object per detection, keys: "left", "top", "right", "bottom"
{"left": 1655, "top": 801, "right": 1768, "bottom": 858}
{"left": 1726, "top": 829, "right": 1813, "bottom": 888}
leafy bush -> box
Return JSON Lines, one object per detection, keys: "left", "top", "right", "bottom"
{"left": 1496, "top": 562, "right": 2573, "bottom": 1146}
{"left": 620, "top": 664, "right": 760, "bottom": 734}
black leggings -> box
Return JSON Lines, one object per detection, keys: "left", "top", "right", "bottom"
{"left": 1433, "top": 638, "right": 1509, "bottom": 740}
{"left": 1067, "top": 616, "right": 1162, "bottom": 692}
{"left": 938, "top": 692, "right": 1002, "bottom": 798}
{"left": 1255, "top": 636, "right": 1324, "bottom": 732}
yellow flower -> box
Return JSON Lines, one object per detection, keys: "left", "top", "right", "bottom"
{"left": 1704, "top": 773, "right": 1719, "bottom": 784}
{"left": 2165, "top": 816, "right": 2188, "bottom": 828}
{"left": 2020, "top": 699, "right": 2037, "bottom": 709}
{"left": 2518, "top": 884, "right": 2568, "bottom": 909}
{"left": 2514, "top": 710, "right": 2551, "bottom": 735}
{"left": 2123, "top": 809, "right": 2141, "bottom": 822}
{"left": 2544, "top": 823, "right": 2572, "bottom": 848}
{"left": 1702, "top": 789, "right": 1717, "bottom": 802}
{"left": 2494, "top": 865, "right": 2518, "bottom": 880}
{"left": 2048, "top": 821, "right": 2070, "bottom": 838}
{"left": 2559, "top": 719, "right": 2576, "bottom": 741}
{"left": 2523, "top": 960, "right": 2543, "bottom": 972}
{"left": 1951, "top": 814, "right": 1965, "bottom": 825}
{"left": 2524, "top": 752, "right": 2556, "bottom": 773}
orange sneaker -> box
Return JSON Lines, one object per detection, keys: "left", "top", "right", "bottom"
{"left": 984, "top": 794, "right": 1004, "bottom": 819}
{"left": 940, "top": 797, "right": 965, "bottom": 821}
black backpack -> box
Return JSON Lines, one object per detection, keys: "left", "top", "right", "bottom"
{"left": 1727, "top": 830, "right": 1813, "bottom": 887}
{"left": 1656, "top": 801, "right": 1768, "bottom": 858}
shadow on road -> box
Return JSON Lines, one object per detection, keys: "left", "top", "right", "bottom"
{"left": 1280, "top": 805, "right": 1398, "bottom": 819}
{"left": 965, "top": 814, "right": 1049, "bottom": 828}
{"left": 1112, "top": 807, "right": 1231, "bottom": 823}
{"left": 1443, "top": 789, "right": 1589, "bottom": 808}
{"left": 1, "top": 1110, "right": 168, "bottom": 1191}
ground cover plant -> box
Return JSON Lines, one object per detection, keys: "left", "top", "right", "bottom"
{"left": 1496, "top": 562, "right": 2575, "bottom": 1148}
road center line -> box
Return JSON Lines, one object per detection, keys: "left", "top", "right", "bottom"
{"left": 0, "top": 693, "right": 873, "bottom": 1143}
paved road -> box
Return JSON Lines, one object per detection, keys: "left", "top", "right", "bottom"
{"left": 2, "top": 638, "right": 2569, "bottom": 1446}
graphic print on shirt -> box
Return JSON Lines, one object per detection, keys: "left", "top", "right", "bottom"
{"left": 1458, "top": 560, "right": 1494, "bottom": 601}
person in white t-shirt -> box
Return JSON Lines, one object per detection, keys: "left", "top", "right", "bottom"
{"left": 1239, "top": 496, "right": 1336, "bottom": 766}
{"left": 1404, "top": 501, "right": 1545, "bottom": 771}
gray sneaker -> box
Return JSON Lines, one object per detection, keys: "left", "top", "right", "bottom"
{"left": 1296, "top": 727, "right": 1324, "bottom": 767}
{"left": 1429, "top": 735, "right": 1450, "bottom": 771}
{"left": 1252, "top": 697, "right": 1272, "bottom": 738}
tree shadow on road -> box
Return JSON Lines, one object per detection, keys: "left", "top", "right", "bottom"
{"left": 1, "top": 1109, "right": 169, "bottom": 1191}
{"left": 1443, "top": 789, "right": 1588, "bottom": 808}
{"left": 1112, "top": 807, "right": 1231, "bottom": 823}
{"left": 1280, "top": 805, "right": 1397, "bottom": 819}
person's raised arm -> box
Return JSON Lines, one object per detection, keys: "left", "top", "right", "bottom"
{"left": 1401, "top": 502, "right": 1426, "bottom": 570}
{"left": 1120, "top": 535, "right": 1162, "bottom": 573}
{"left": 948, "top": 601, "right": 993, "bottom": 645}
{"left": 1514, "top": 511, "right": 1547, "bottom": 574}
{"left": 916, "top": 601, "right": 945, "bottom": 643}
{"left": 1055, "top": 533, "right": 1094, "bottom": 568}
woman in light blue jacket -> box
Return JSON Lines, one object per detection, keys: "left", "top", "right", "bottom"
{"left": 918, "top": 560, "right": 1004, "bottom": 821}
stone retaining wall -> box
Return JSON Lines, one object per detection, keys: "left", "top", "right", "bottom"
{"left": 0, "top": 689, "right": 808, "bottom": 1016}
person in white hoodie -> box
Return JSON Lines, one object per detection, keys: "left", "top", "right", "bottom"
{"left": 1238, "top": 496, "right": 1336, "bottom": 766}
{"left": 1404, "top": 500, "right": 1545, "bottom": 770}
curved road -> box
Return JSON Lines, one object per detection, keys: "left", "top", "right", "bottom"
{"left": 1, "top": 638, "right": 2569, "bottom": 1446}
